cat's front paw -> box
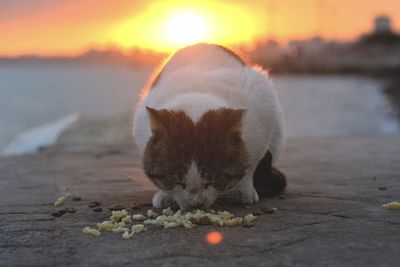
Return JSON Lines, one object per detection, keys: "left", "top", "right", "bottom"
{"left": 240, "top": 187, "right": 259, "bottom": 204}
{"left": 152, "top": 191, "right": 175, "bottom": 209}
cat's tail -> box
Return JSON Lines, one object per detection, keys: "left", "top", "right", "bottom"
{"left": 253, "top": 151, "right": 287, "bottom": 197}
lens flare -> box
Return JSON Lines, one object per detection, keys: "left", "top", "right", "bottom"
{"left": 206, "top": 231, "right": 223, "bottom": 245}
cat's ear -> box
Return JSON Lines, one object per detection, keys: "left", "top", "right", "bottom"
{"left": 146, "top": 106, "right": 167, "bottom": 133}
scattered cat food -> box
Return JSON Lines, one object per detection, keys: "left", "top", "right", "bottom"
{"left": 88, "top": 201, "right": 101, "bottom": 208}
{"left": 132, "top": 214, "right": 146, "bottom": 221}
{"left": 382, "top": 201, "right": 400, "bottom": 210}
{"left": 122, "top": 231, "right": 132, "bottom": 239}
{"left": 97, "top": 221, "right": 121, "bottom": 231}
{"left": 111, "top": 209, "right": 129, "bottom": 222}
{"left": 121, "top": 215, "right": 133, "bottom": 224}
{"left": 51, "top": 210, "right": 66, "bottom": 217}
{"left": 146, "top": 209, "right": 159, "bottom": 218}
{"left": 72, "top": 196, "right": 82, "bottom": 201}
{"left": 378, "top": 187, "right": 387, "bottom": 191}
{"left": 93, "top": 207, "right": 103, "bottom": 212}
{"left": 131, "top": 224, "right": 146, "bottom": 233}
{"left": 54, "top": 196, "right": 67, "bottom": 207}
{"left": 53, "top": 193, "right": 72, "bottom": 207}
{"left": 162, "top": 207, "right": 174, "bottom": 216}
{"left": 82, "top": 227, "right": 101, "bottom": 236}
{"left": 82, "top": 208, "right": 258, "bottom": 240}
{"left": 243, "top": 213, "right": 257, "bottom": 225}
{"left": 122, "top": 224, "right": 147, "bottom": 239}
{"left": 109, "top": 204, "right": 125, "bottom": 211}
{"left": 64, "top": 207, "right": 76, "bottom": 213}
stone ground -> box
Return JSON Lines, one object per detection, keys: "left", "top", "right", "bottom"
{"left": 1, "top": 134, "right": 400, "bottom": 267}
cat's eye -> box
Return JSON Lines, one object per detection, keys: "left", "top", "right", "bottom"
{"left": 204, "top": 182, "right": 214, "bottom": 189}
{"left": 175, "top": 182, "right": 186, "bottom": 189}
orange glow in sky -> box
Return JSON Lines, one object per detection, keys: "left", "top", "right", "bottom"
{"left": 206, "top": 231, "right": 223, "bottom": 245}
{"left": 112, "top": 0, "right": 263, "bottom": 53}
{"left": 1, "top": 0, "right": 400, "bottom": 56}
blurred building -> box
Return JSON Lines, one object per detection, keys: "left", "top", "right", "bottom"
{"left": 374, "top": 16, "right": 393, "bottom": 34}
{"left": 359, "top": 15, "right": 400, "bottom": 46}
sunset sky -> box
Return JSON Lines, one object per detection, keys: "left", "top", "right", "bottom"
{"left": 1, "top": 0, "right": 400, "bottom": 56}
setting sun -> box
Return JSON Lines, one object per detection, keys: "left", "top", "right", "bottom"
{"left": 165, "top": 11, "right": 208, "bottom": 46}
{"left": 111, "top": 0, "right": 264, "bottom": 53}
{"left": 1, "top": 0, "right": 400, "bottom": 56}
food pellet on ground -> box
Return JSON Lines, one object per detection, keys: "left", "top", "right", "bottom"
{"left": 54, "top": 196, "right": 66, "bottom": 207}
{"left": 131, "top": 224, "right": 146, "bottom": 233}
{"left": 162, "top": 207, "right": 174, "bottom": 216}
{"left": 82, "top": 227, "right": 101, "bottom": 236}
{"left": 88, "top": 201, "right": 101, "bottom": 208}
{"left": 121, "top": 215, "right": 132, "bottom": 224}
{"left": 132, "top": 214, "right": 146, "bottom": 221}
{"left": 93, "top": 207, "right": 103, "bottom": 212}
{"left": 51, "top": 210, "right": 66, "bottom": 217}
{"left": 147, "top": 209, "right": 159, "bottom": 218}
{"left": 64, "top": 207, "right": 76, "bottom": 213}
{"left": 53, "top": 193, "right": 72, "bottom": 207}
{"left": 111, "top": 209, "right": 129, "bottom": 222}
{"left": 382, "top": 201, "right": 400, "bottom": 210}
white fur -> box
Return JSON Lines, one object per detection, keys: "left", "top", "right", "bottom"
{"left": 134, "top": 44, "right": 284, "bottom": 207}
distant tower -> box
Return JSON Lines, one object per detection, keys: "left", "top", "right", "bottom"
{"left": 374, "top": 16, "right": 392, "bottom": 34}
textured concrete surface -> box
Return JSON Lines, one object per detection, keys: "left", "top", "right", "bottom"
{"left": 1, "top": 134, "right": 400, "bottom": 267}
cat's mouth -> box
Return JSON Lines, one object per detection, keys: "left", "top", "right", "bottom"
{"left": 175, "top": 193, "right": 218, "bottom": 212}
{"left": 177, "top": 200, "right": 208, "bottom": 212}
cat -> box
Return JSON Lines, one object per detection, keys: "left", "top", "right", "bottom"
{"left": 134, "top": 43, "right": 286, "bottom": 211}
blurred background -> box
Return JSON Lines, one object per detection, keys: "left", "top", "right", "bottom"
{"left": 1, "top": 0, "right": 400, "bottom": 156}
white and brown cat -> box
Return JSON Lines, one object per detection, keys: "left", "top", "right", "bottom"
{"left": 134, "top": 43, "right": 286, "bottom": 211}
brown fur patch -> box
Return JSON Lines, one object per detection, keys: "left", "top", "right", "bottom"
{"left": 143, "top": 107, "right": 249, "bottom": 191}
{"left": 143, "top": 108, "right": 195, "bottom": 190}
{"left": 195, "top": 108, "right": 248, "bottom": 190}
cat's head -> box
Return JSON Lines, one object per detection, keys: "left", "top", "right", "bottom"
{"left": 143, "top": 106, "right": 249, "bottom": 211}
